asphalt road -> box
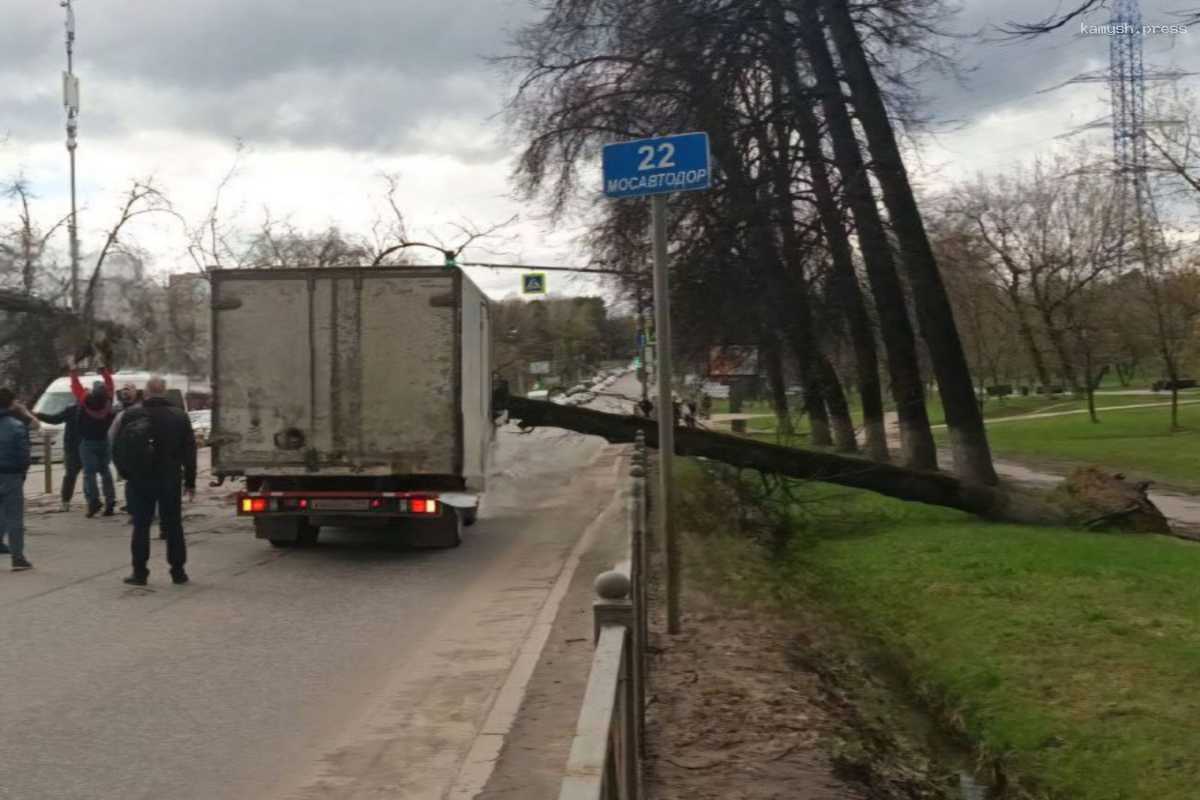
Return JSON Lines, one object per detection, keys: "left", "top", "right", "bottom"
{"left": 0, "top": 376, "right": 638, "bottom": 800}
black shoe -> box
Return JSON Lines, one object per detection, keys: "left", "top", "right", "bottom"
{"left": 123, "top": 574, "right": 148, "bottom": 586}
{"left": 170, "top": 570, "right": 189, "bottom": 585}
{"left": 12, "top": 557, "right": 32, "bottom": 572}
{"left": 103, "top": 505, "right": 115, "bottom": 517}
{"left": 86, "top": 504, "right": 100, "bottom": 518}
{"left": 0, "top": 543, "right": 10, "bottom": 555}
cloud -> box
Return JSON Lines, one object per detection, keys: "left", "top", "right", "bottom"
{"left": 2, "top": 0, "right": 533, "bottom": 157}
{"left": 5, "top": 0, "right": 1196, "bottom": 304}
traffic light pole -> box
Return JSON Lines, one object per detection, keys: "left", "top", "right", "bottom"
{"left": 651, "top": 194, "right": 680, "bottom": 635}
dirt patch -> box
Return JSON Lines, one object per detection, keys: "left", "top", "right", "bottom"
{"left": 644, "top": 578, "right": 962, "bottom": 800}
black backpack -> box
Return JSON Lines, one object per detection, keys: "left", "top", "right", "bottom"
{"left": 112, "top": 409, "right": 157, "bottom": 481}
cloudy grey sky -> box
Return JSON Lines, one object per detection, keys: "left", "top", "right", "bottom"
{"left": 1, "top": 0, "right": 1198, "bottom": 298}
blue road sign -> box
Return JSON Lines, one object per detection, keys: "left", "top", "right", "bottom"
{"left": 602, "top": 132, "right": 711, "bottom": 199}
{"left": 522, "top": 272, "right": 546, "bottom": 294}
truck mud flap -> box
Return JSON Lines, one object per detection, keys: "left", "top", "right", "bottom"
{"left": 406, "top": 508, "right": 462, "bottom": 549}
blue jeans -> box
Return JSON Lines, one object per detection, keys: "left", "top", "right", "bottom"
{"left": 80, "top": 440, "right": 115, "bottom": 510}
{"left": 0, "top": 473, "right": 25, "bottom": 559}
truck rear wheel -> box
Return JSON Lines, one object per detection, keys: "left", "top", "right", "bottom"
{"left": 461, "top": 507, "right": 478, "bottom": 527}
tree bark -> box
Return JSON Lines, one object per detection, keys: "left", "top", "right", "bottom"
{"left": 787, "top": 72, "right": 888, "bottom": 459}
{"left": 763, "top": 0, "right": 884, "bottom": 458}
{"left": 795, "top": 5, "right": 935, "bottom": 469}
{"left": 1040, "top": 309, "right": 1081, "bottom": 392}
{"left": 1012, "top": 296, "right": 1052, "bottom": 388}
{"left": 820, "top": 0, "right": 998, "bottom": 485}
{"left": 800, "top": 371, "right": 833, "bottom": 446}
{"left": 699, "top": 107, "right": 831, "bottom": 447}
{"left": 762, "top": 335, "right": 795, "bottom": 436}
{"left": 818, "top": 355, "right": 858, "bottom": 452}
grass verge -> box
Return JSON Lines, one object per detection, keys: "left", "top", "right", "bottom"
{"left": 676, "top": 459, "right": 1200, "bottom": 799}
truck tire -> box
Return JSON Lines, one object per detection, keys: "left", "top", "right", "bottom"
{"left": 461, "top": 507, "right": 478, "bottom": 527}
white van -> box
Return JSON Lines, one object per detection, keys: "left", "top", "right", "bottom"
{"left": 31, "top": 371, "right": 203, "bottom": 463}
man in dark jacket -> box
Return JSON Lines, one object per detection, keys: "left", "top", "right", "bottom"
{"left": 0, "top": 387, "right": 33, "bottom": 571}
{"left": 35, "top": 400, "right": 83, "bottom": 513}
{"left": 118, "top": 376, "right": 196, "bottom": 586}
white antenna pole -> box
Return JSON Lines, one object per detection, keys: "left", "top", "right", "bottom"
{"left": 61, "top": 0, "right": 81, "bottom": 312}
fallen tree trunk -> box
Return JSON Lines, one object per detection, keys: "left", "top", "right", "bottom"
{"left": 0, "top": 289, "right": 74, "bottom": 317}
{"left": 503, "top": 395, "right": 1077, "bottom": 526}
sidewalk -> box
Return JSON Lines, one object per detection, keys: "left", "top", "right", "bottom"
{"left": 472, "top": 455, "right": 630, "bottom": 800}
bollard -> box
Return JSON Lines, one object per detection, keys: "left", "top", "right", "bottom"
{"left": 42, "top": 435, "right": 52, "bottom": 495}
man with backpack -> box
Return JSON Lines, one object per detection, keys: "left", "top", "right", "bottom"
{"left": 112, "top": 376, "right": 196, "bottom": 586}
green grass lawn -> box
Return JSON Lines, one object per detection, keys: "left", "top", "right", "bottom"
{"left": 969, "top": 404, "right": 1200, "bottom": 490}
{"left": 677, "top": 464, "right": 1200, "bottom": 799}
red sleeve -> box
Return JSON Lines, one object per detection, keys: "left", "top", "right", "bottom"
{"left": 69, "top": 369, "right": 86, "bottom": 402}
{"left": 101, "top": 367, "right": 114, "bottom": 397}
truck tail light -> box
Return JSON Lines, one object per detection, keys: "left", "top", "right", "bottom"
{"left": 410, "top": 498, "right": 438, "bottom": 514}
{"left": 240, "top": 497, "right": 269, "bottom": 513}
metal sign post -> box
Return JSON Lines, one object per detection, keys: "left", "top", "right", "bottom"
{"left": 650, "top": 193, "right": 679, "bottom": 633}
{"left": 602, "top": 131, "right": 710, "bottom": 635}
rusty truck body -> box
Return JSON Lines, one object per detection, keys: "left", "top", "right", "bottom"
{"left": 211, "top": 267, "right": 492, "bottom": 548}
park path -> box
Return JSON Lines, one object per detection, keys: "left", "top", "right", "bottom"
{"left": 934, "top": 398, "right": 1200, "bottom": 427}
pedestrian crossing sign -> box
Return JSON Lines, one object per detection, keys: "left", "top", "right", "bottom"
{"left": 522, "top": 273, "right": 547, "bottom": 294}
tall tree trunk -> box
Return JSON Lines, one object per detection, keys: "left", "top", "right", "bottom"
{"left": 757, "top": 109, "right": 853, "bottom": 452}
{"left": 798, "top": 356, "right": 833, "bottom": 446}
{"left": 796, "top": 6, "right": 935, "bottom": 469}
{"left": 778, "top": 36, "right": 886, "bottom": 458}
{"left": 820, "top": 0, "right": 997, "bottom": 485}
{"left": 1012, "top": 298, "right": 1052, "bottom": 388}
{"left": 1084, "top": 349, "right": 1099, "bottom": 423}
{"left": 699, "top": 107, "right": 831, "bottom": 447}
{"left": 1041, "top": 315, "right": 1081, "bottom": 392}
{"left": 762, "top": 334, "right": 795, "bottom": 436}
{"left": 818, "top": 355, "right": 858, "bottom": 452}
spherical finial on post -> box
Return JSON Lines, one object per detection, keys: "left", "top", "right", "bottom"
{"left": 594, "top": 569, "right": 631, "bottom": 600}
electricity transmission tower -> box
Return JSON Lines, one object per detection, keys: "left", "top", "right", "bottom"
{"left": 1042, "top": 0, "right": 1189, "bottom": 260}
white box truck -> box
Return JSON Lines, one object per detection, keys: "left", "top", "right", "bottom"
{"left": 211, "top": 267, "right": 493, "bottom": 548}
